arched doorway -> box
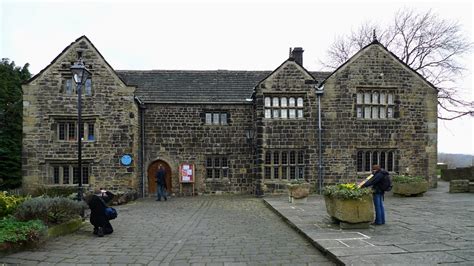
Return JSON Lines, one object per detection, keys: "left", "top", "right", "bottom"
{"left": 147, "top": 160, "right": 172, "bottom": 196}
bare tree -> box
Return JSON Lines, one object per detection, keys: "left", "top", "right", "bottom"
{"left": 323, "top": 8, "right": 473, "bottom": 120}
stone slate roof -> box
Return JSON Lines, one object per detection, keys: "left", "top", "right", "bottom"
{"left": 116, "top": 70, "right": 331, "bottom": 103}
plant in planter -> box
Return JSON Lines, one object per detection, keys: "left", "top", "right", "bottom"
{"left": 392, "top": 175, "right": 429, "bottom": 196}
{"left": 323, "top": 183, "right": 374, "bottom": 227}
{"left": 287, "top": 179, "right": 310, "bottom": 203}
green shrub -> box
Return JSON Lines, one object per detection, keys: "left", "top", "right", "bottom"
{"left": 323, "top": 183, "right": 372, "bottom": 200}
{"left": 0, "top": 217, "right": 46, "bottom": 245}
{"left": 32, "top": 186, "right": 79, "bottom": 198}
{"left": 392, "top": 175, "right": 426, "bottom": 184}
{"left": 14, "top": 197, "right": 87, "bottom": 225}
{"left": 0, "top": 192, "right": 29, "bottom": 218}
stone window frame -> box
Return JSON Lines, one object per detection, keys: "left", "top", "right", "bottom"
{"left": 356, "top": 149, "right": 398, "bottom": 173}
{"left": 61, "top": 76, "right": 93, "bottom": 96}
{"left": 355, "top": 88, "right": 396, "bottom": 120}
{"left": 264, "top": 95, "right": 304, "bottom": 120}
{"left": 203, "top": 111, "right": 229, "bottom": 125}
{"left": 48, "top": 163, "right": 90, "bottom": 185}
{"left": 56, "top": 120, "right": 96, "bottom": 142}
{"left": 264, "top": 150, "right": 305, "bottom": 180}
{"left": 205, "top": 155, "right": 230, "bottom": 180}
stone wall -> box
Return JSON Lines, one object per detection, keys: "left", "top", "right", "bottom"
{"left": 254, "top": 60, "right": 319, "bottom": 193}
{"left": 321, "top": 43, "right": 438, "bottom": 187}
{"left": 22, "top": 37, "right": 139, "bottom": 194}
{"left": 442, "top": 166, "right": 474, "bottom": 181}
{"left": 142, "top": 103, "right": 254, "bottom": 195}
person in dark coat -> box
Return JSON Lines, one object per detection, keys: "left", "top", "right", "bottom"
{"left": 156, "top": 165, "right": 167, "bottom": 201}
{"left": 362, "top": 165, "right": 388, "bottom": 225}
{"left": 87, "top": 188, "right": 114, "bottom": 236}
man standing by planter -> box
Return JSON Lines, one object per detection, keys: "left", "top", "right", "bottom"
{"left": 361, "top": 165, "right": 388, "bottom": 225}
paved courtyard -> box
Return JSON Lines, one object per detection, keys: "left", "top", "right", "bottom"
{"left": 265, "top": 181, "right": 474, "bottom": 265}
{"left": 0, "top": 196, "right": 334, "bottom": 265}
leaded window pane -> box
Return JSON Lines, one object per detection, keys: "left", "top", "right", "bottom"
{"left": 273, "top": 152, "right": 279, "bottom": 164}
{"left": 282, "top": 166, "right": 288, "bottom": 179}
{"left": 205, "top": 113, "right": 212, "bottom": 124}
{"left": 380, "top": 152, "right": 386, "bottom": 169}
{"left": 273, "top": 109, "right": 279, "bottom": 118}
{"left": 281, "top": 109, "right": 288, "bottom": 119}
{"left": 265, "top": 152, "right": 272, "bottom": 164}
{"left": 372, "top": 151, "right": 378, "bottom": 166}
{"left": 388, "top": 152, "right": 394, "bottom": 171}
{"left": 265, "top": 167, "right": 271, "bottom": 179}
{"left": 220, "top": 113, "right": 227, "bottom": 125}
{"left": 53, "top": 166, "right": 60, "bottom": 184}
{"left": 357, "top": 151, "right": 363, "bottom": 172}
{"left": 290, "top": 167, "right": 296, "bottom": 179}
{"left": 364, "top": 92, "right": 371, "bottom": 104}
{"left": 272, "top": 97, "right": 279, "bottom": 107}
{"left": 356, "top": 93, "right": 363, "bottom": 104}
{"left": 297, "top": 109, "right": 303, "bottom": 118}
{"left": 213, "top": 113, "right": 220, "bottom": 125}
{"left": 372, "top": 106, "right": 379, "bottom": 119}
{"left": 289, "top": 98, "right": 295, "bottom": 107}
{"left": 290, "top": 151, "right": 296, "bottom": 164}
{"left": 63, "top": 167, "right": 70, "bottom": 184}
{"left": 264, "top": 97, "right": 271, "bottom": 107}
{"left": 289, "top": 109, "right": 296, "bottom": 118}
{"left": 380, "top": 93, "right": 386, "bottom": 104}
{"left": 298, "top": 151, "right": 304, "bottom": 164}
{"left": 68, "top": 122, "right": 76, "bottom": 140}
{"left": 297, "top": 97, "right": 303, "bottom": 107}
{"left": 265, "top": 109, "right": 271, "bottom": 118}
{"left": 85, "top": 79, "right": 92, "bottom": 96}
{"left": 281, "top": 97, "right": 287, "bottom": 107}
{"left": 388, "top": 93, "right": 394, "bottom": 104}
{"left": 274, "top": 167, "right": 279, "bottom": 179}
{"left": 365, "top": 152, "right": 371, "bottom": 171}
{"left": 298, "top": 167, "right": 304, "bottom": 179}
{"left": 380, "top": 107, "right": 386, "bottom": 118}
{"left": 372, "top": 92, "right": 379, "bottom": 104}
{"left": 357, "top": 107, "right": 363, "bottom": 118}
{"left": 87, "top": 123, "right": 95, "bottom": 141}
{"left": 281, "top": 152, "right": 288, "bottom": 164}
{"left": 59, "top": 123, "right": 65, "bottom": 140}
{"left": 206, "top": 157, "right": 213, "bottom": 168}
{"left": 364, "top": 107, "right": 371, "bottom": 118}
{"left": 387, "top": 107, "right": 394, "bottom": 118}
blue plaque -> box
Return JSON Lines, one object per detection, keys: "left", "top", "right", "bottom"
{"left": 120, "top": 154, "right": 132, "bottom": 166}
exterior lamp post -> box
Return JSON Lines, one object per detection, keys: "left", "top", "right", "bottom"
{"left": 70, "top": 58, "right": 91, "bottom": 201}
{"left": 245, "top": 127, "right": 263, "bottom": 197}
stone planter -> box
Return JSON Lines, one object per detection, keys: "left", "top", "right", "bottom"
{"left": 287, "top": 182, "right": 310, "bottom": 203}
{"left": 393, "top": 181, "right": 428, "bottom": 196}
{"left": 324, "top": 194, "right": 374, "bottom": 226}
{"left": 47, "top": 218, "right": 84, "bottom": 238}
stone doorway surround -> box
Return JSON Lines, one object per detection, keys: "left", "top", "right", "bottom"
{"left": 147, "top": 160, "right": 172, "bottom": 196}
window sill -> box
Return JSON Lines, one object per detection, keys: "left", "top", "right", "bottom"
{"left": 205, "top": 178, "right": 230, "bottom": 182}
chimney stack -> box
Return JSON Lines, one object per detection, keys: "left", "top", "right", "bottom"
{"left": 291, "top": 47, "right": 304, "bottom": 66}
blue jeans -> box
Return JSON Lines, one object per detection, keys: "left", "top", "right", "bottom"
{"left": 373, "top": 193, "right": 385, "bottom": 224}
{"left": 157, "top": 184, "right": 167, "bottom": 200}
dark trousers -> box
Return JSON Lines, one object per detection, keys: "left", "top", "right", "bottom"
{"left": 157, "top": 184, "right": 167, "bottom": 200}
{"left": 373, "top": 193, "right": 385, "bottom": 224}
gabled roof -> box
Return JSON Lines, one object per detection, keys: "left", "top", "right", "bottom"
{"left": 117, "top": 70, "right": 331, "bottom": 103}
{"left": 256, "top": 58, "right": 323, "bottom": 87}
{"left": 25, "top": 35, "right": 127, "bottom": 86}
{"left": 319, "top": 40, "right": 437, "bottom": 91}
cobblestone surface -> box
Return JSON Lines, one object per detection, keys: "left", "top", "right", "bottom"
{"left": 0, "top": 196, "right": 334, "bottom": 265}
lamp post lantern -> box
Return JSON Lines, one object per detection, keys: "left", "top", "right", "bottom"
{"left": 70, "top": 58, "right": 91, "bottom": 201}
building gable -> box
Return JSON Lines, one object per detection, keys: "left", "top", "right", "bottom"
{"left": 320, "top": 40, "right": 437, "bottom": 92}
{"left": 25, "top": 35, "right": 128, "bottom": 89}
{"left": 256, "top": 59, "right": 316, "bottom": 93}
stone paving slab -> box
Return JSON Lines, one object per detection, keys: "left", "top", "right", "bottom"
{"left": 264, "top": 181, "right": 474, "bottom": 265}
{"left": 1, "top": 196, "right": 334, "bottom": 265}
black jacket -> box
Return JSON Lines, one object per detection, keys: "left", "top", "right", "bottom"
{"left": 363, "top": 169, "right": 388, "bottom": 194}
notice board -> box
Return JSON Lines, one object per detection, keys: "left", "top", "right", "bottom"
{"left": 179, "top": 163, "right": 195, "bottom": 183}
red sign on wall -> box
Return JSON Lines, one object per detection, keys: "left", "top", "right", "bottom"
{"left": 179, "top": 163, "right": 195, "bottom": 183}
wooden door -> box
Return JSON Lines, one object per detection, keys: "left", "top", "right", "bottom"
{"left": 147, "top": 160, "right": 172, "bottom": 194}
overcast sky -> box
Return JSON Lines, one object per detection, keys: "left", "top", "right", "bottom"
{"left": 1, "top": 0, "right": 473, "bottom": 155}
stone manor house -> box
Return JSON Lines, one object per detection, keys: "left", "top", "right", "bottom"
{"left": 22, "top": 36, "right": 438, "bottom": 196}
